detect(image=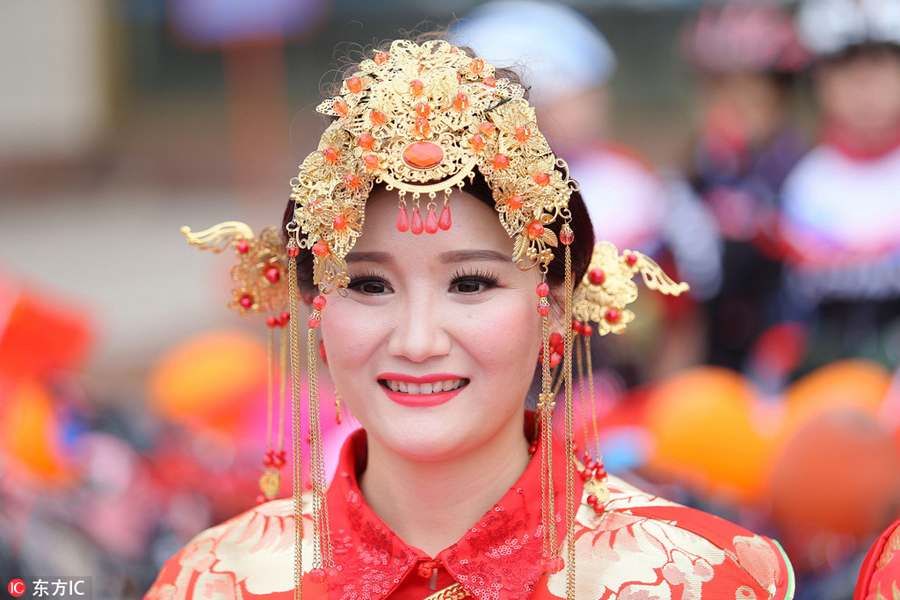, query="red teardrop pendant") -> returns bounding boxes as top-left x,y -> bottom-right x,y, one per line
410,207 -> 424,235
424,207 -> 439,234
438,204 -> 452,230
397,205 -> 410,232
